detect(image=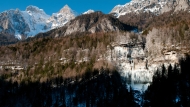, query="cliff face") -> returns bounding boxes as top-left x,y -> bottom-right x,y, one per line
106,27 -> 187,84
